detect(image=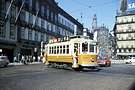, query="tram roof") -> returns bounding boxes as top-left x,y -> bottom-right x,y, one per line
69,35 -> 90,39
47,35 -> 95,44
